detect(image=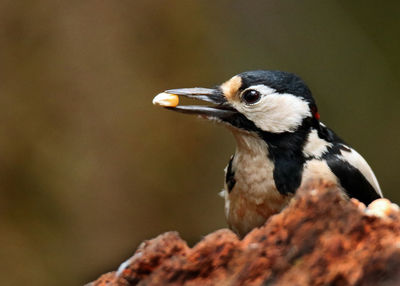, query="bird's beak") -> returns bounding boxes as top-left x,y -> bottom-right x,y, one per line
153,87 -> 237,120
